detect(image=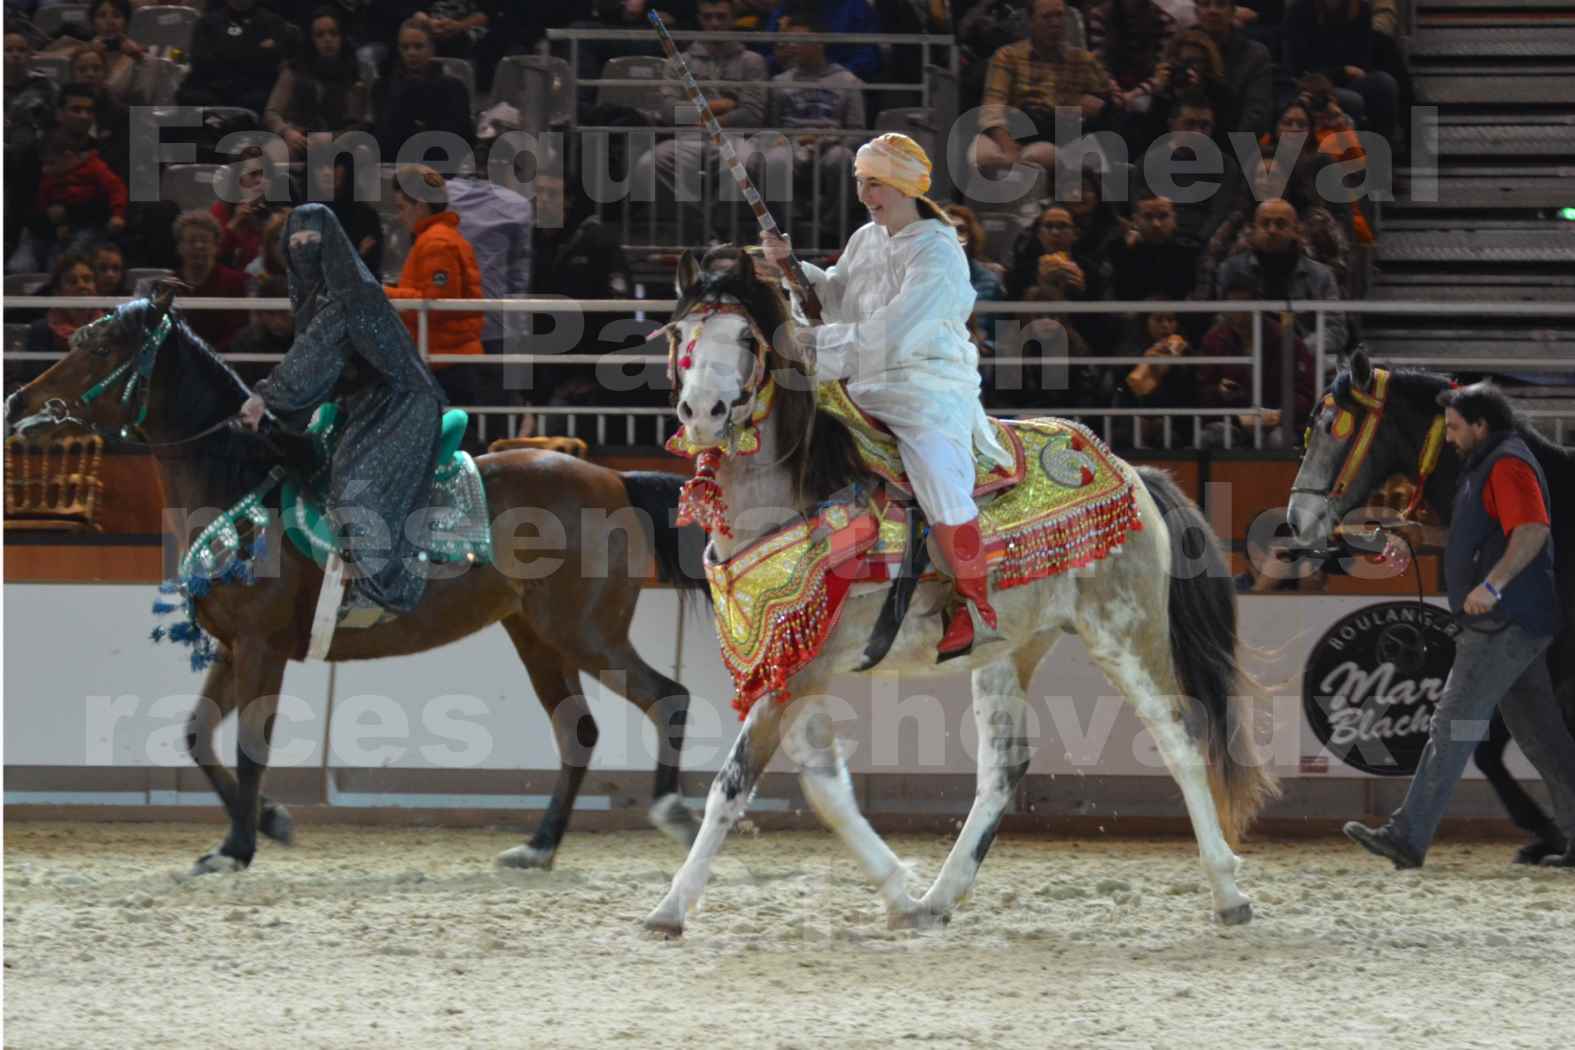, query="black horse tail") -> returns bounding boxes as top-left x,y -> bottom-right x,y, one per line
1137,466 -> 1280,843
620,471 -> 712,605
